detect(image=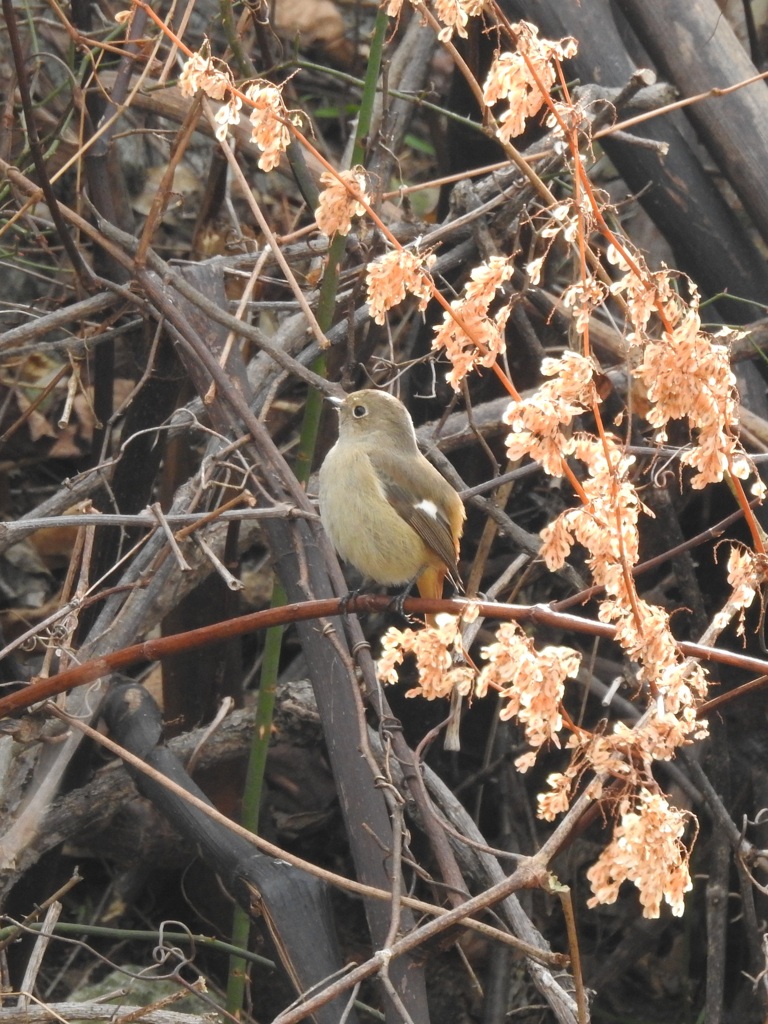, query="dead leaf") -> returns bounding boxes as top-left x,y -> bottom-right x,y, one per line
271,0 -> 353,65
